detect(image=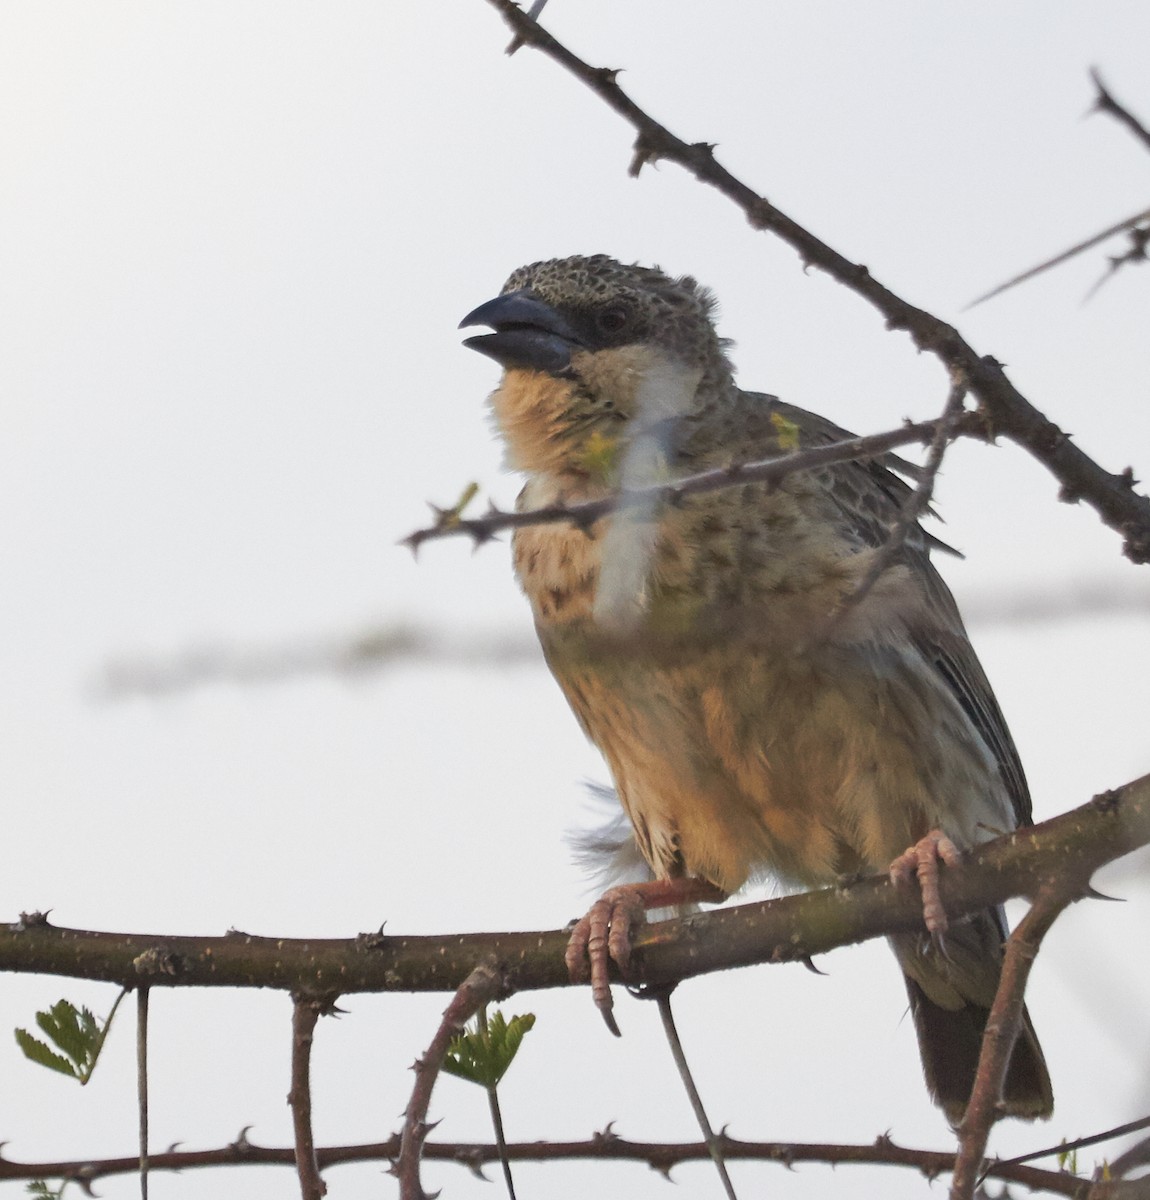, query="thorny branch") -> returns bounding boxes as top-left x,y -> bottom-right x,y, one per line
1102,1133 -> 1150,1188
824,376 -> 969,634
483,0 -> 1150,564
970,68 -> 1150,306
951,886 -> 1074,1200
0,1130 -> 1117,1197
1092,68 -> 1150,156
0,778 -> 1147,995
403,413 -> 982,550
289,995 -> 333,1200
997,1115 -> 1150,1172
395,959 -> 505,1200
966,204 -> 1150,308
6,780 -> 1148,1191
